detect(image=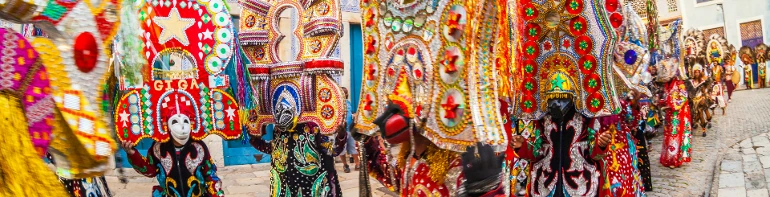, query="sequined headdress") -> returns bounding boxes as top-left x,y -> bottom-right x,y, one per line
354,0 -> 510,152
238,0 -> 346,136
514,0 -> 623,120
115,0 -> 242,144
754,44 -> 768,63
